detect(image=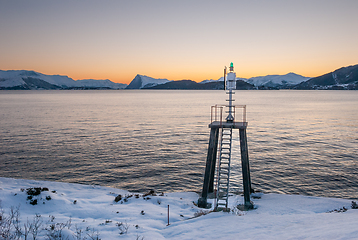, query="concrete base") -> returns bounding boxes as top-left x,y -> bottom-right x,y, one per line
237,201 -> 254,211
197,197 -> 211,209
215,207 -> 230,212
